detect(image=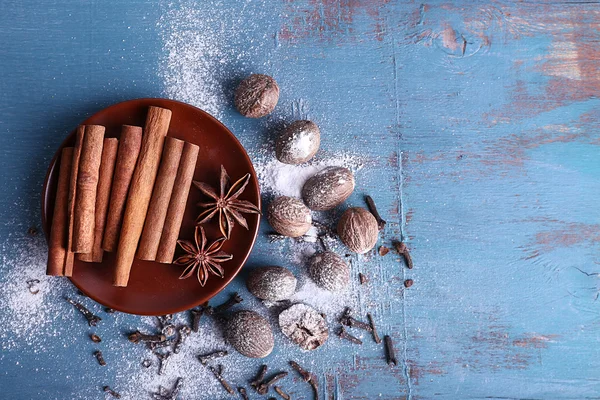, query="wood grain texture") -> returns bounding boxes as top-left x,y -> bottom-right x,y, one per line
0,0 -> 599,399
